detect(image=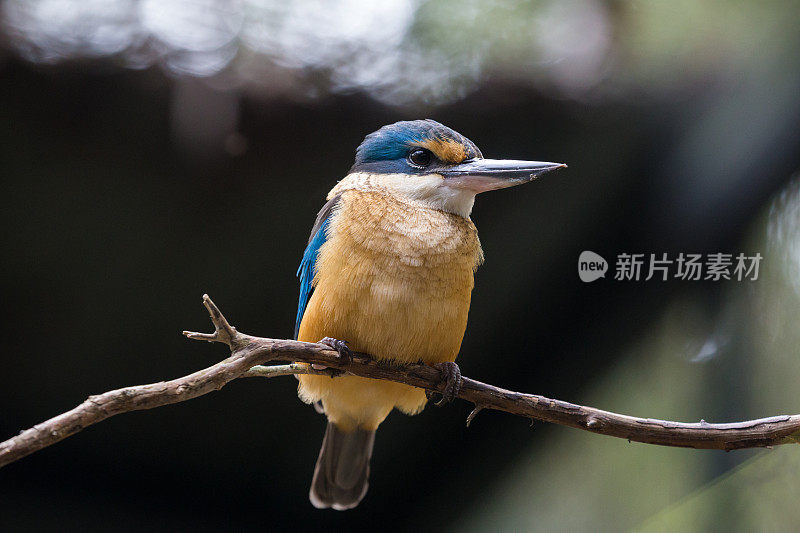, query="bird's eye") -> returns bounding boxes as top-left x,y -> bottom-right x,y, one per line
408,149 -> 432,168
